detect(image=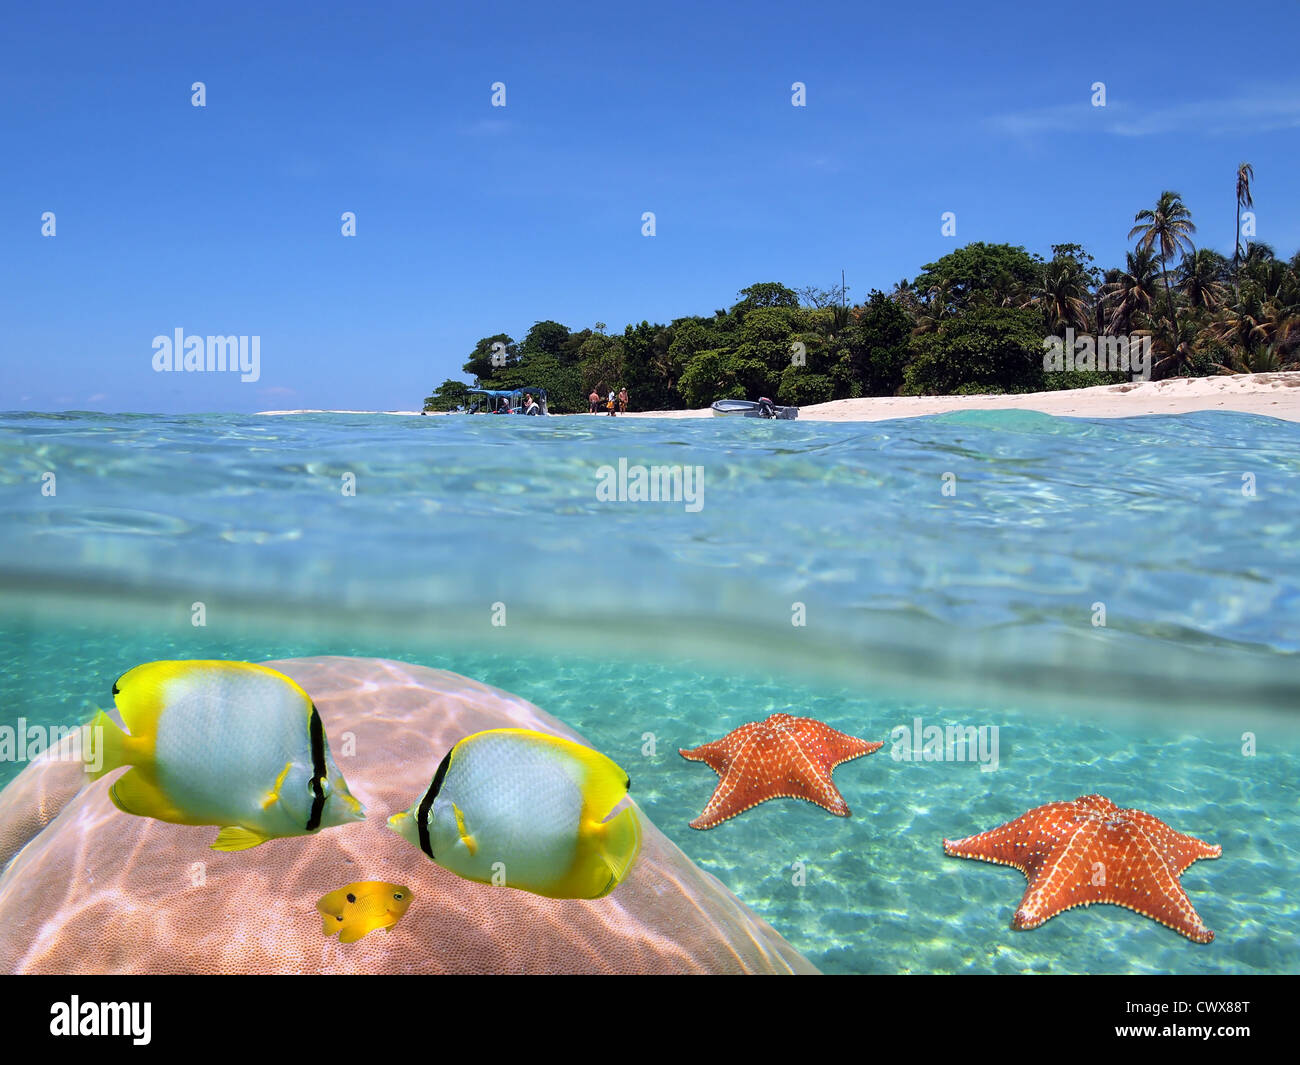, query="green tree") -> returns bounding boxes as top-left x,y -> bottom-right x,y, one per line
1128,191 -> 1197,340
619,321 -> 676,410
845,290 -> 912,395
1099,248 -> 1161,334
902,307 -> 1045,395
1048,243 -> 1102,290
520,320 -> 575,363
462,333 -> 518,380
728,306 -> 810,393
578,331 -> 626,398
667,319 -> 715,369
678,349 -> 768,407
1234,162 -> 1255,278
912,243 -> 1043,313
777,365 -> 834,405
732,282 -> 800,316
423,379 -> 470,411
1177,249 -> 1228,311
491,353 -> 585,413
1023,254 -> 1093,334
